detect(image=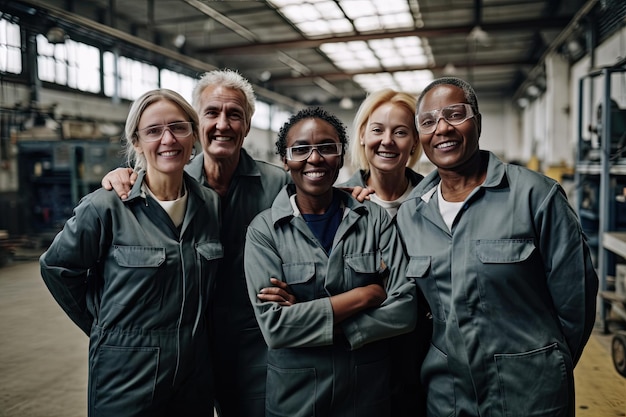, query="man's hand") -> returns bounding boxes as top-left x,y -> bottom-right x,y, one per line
258,277 -> 297,306
101,167 -> 137,200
